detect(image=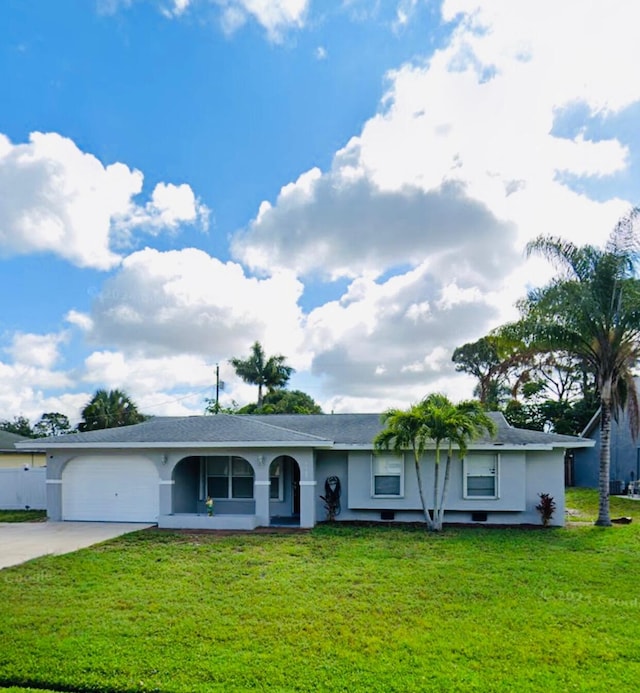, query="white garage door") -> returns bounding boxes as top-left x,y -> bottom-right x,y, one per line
63,455 -> 159,522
